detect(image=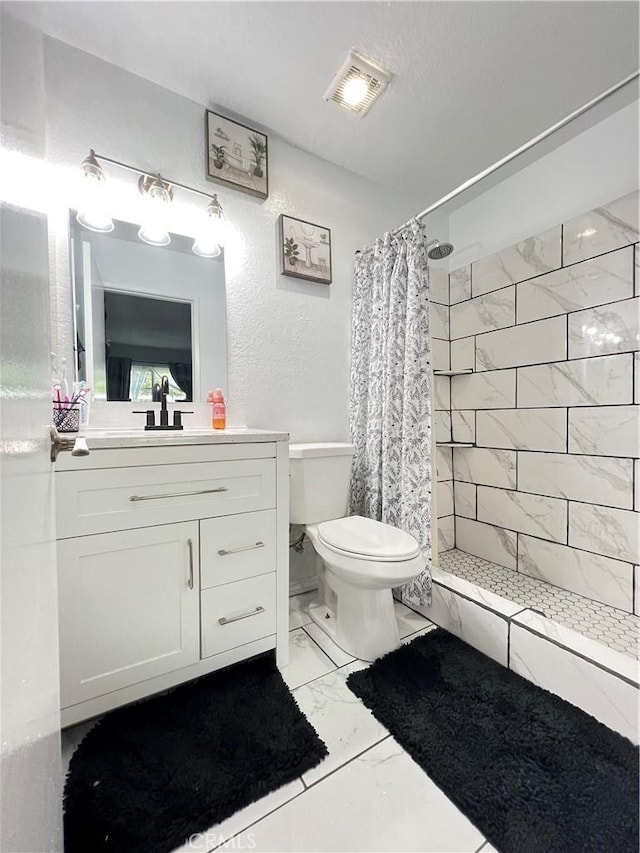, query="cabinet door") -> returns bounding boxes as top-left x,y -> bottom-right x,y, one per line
58,522 -> 199,708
